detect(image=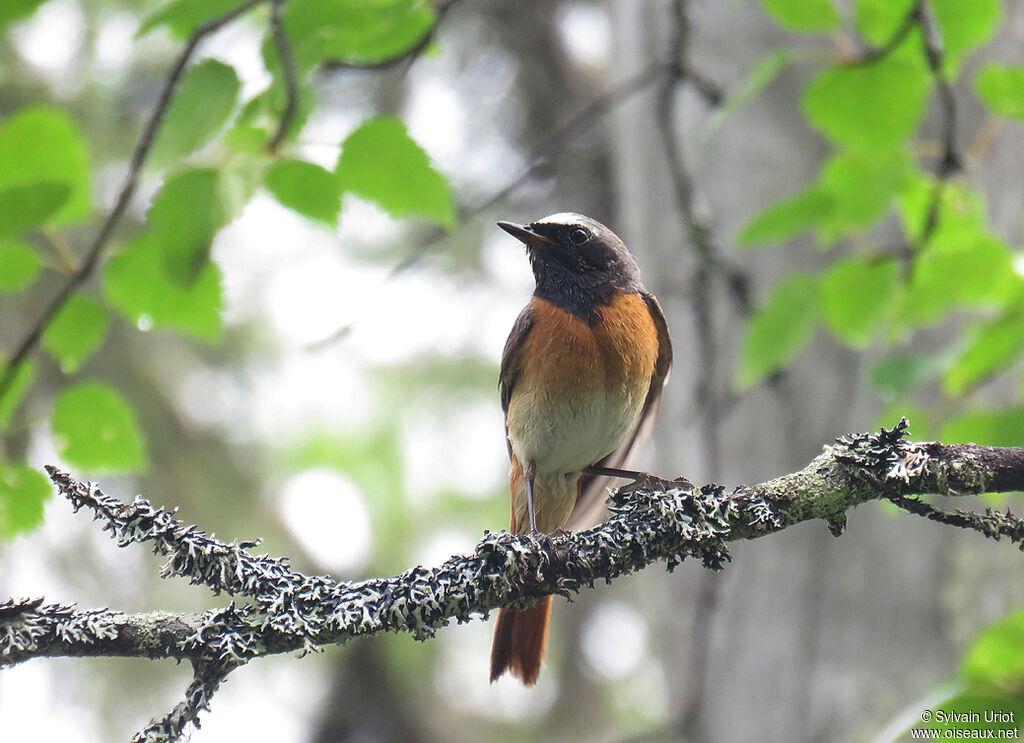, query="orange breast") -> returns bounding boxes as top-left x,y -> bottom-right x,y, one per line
520,292 -> 659,396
